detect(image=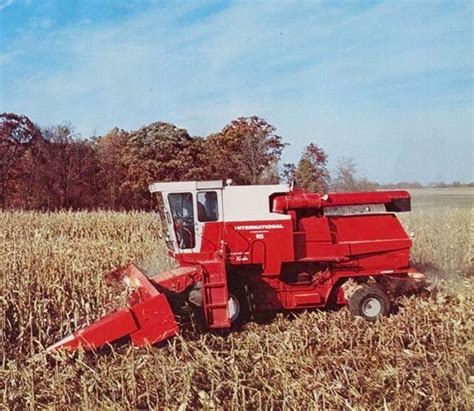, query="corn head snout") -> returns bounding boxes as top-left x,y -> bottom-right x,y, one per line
47,264 -> 179,352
